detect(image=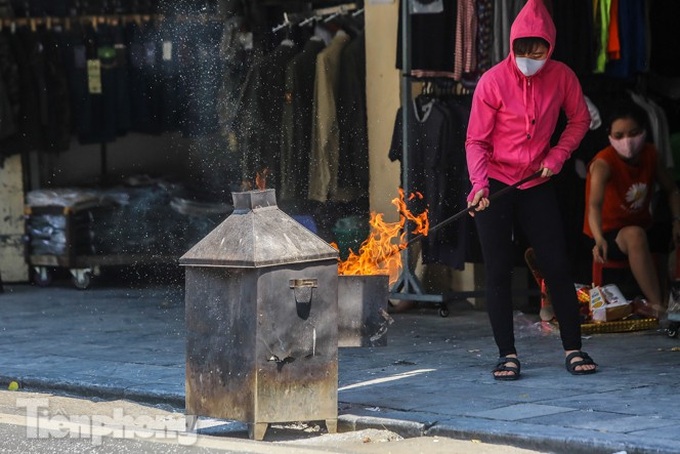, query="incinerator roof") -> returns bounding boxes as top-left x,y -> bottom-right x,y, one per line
179,190 -> 339,268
